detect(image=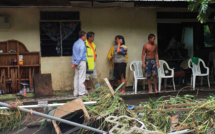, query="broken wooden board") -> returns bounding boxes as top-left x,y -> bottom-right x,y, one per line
52,98 -> 90,134
34,74 -> 53,96
104,78 -> 115,97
